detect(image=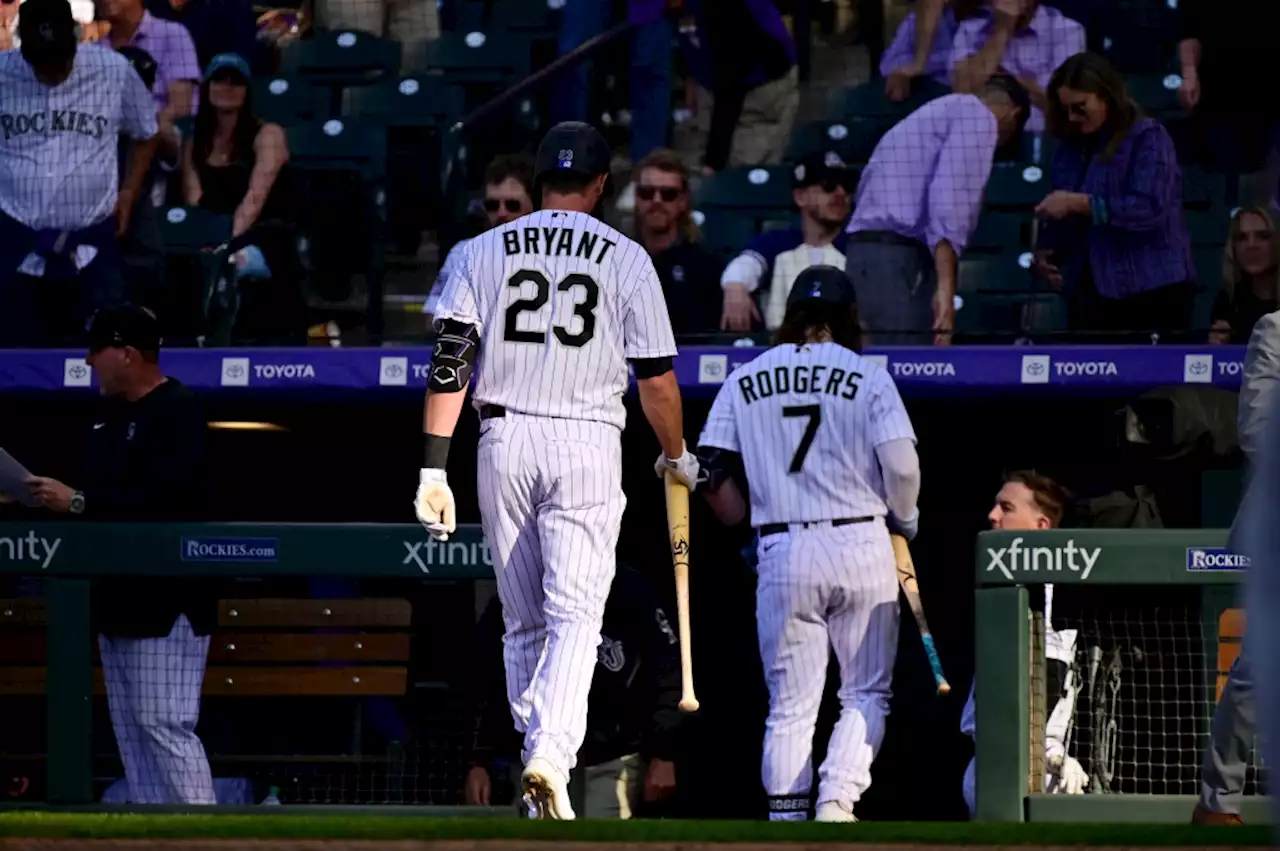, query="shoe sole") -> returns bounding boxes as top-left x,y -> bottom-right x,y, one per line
522,772 -> 560,820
